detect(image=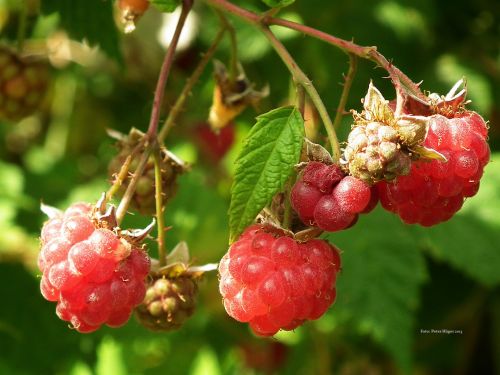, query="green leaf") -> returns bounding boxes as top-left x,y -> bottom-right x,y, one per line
413,153 -> 500,286
229,107 -> 304,242
261,0 -> 296,8
328,207 -> 427,372
150,0 -> 180,13
41,0 -> 122,62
